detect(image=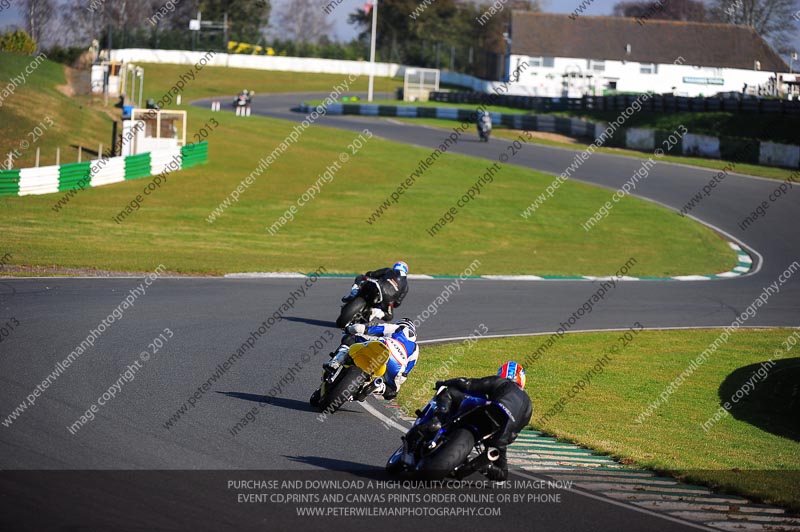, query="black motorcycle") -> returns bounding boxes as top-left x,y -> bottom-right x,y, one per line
386,386 -> 509,480
336,278 -> 387,329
